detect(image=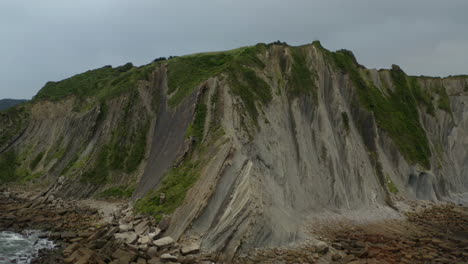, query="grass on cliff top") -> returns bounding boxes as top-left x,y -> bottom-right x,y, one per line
322,47 -> 431,168
166,45 -> 266,106
35,63 -> 156,101
288,46 -> 318,99
229,66 -> 272,123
